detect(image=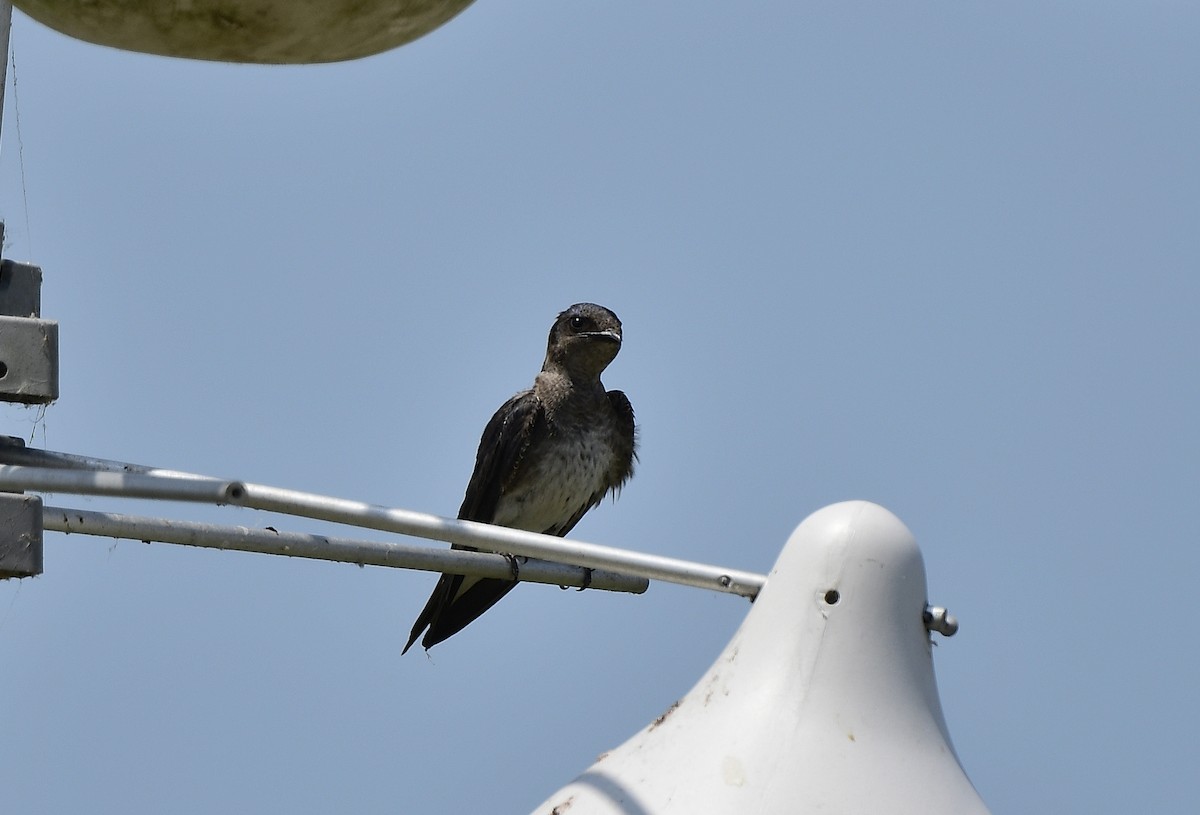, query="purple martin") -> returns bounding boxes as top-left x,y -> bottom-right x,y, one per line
403,303 -> 637,654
